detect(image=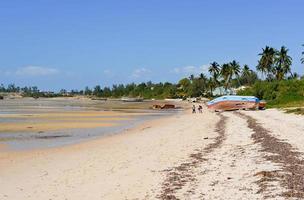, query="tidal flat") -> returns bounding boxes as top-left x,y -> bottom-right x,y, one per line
0,97 -> 178,150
